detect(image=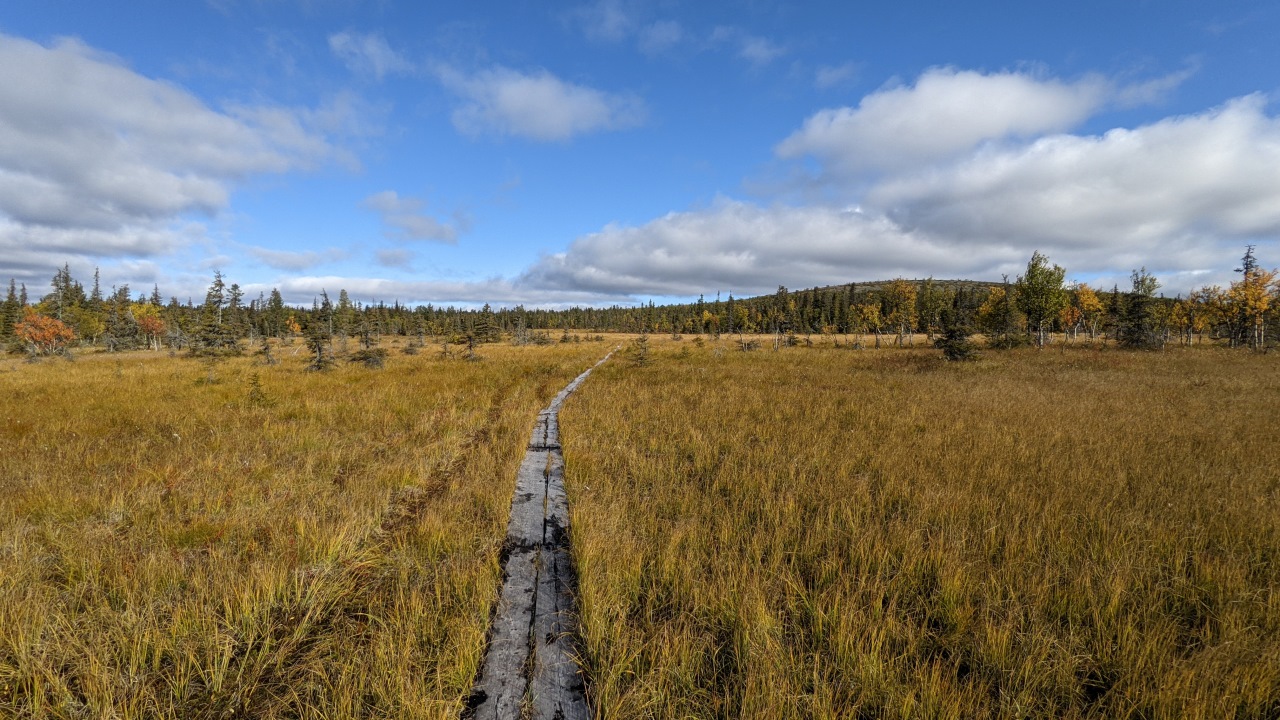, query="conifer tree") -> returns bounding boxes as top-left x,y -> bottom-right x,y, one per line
89,268 -> 103,312
1,279 -> 18,341
473,303 -> 500,343
977,278 -> 1026,348
1105,285 -> 1125,343
1228,245 -> 1275,349
1119,268 -> 1161,349
936,288 -> 978,361
192,272 -> 241,355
